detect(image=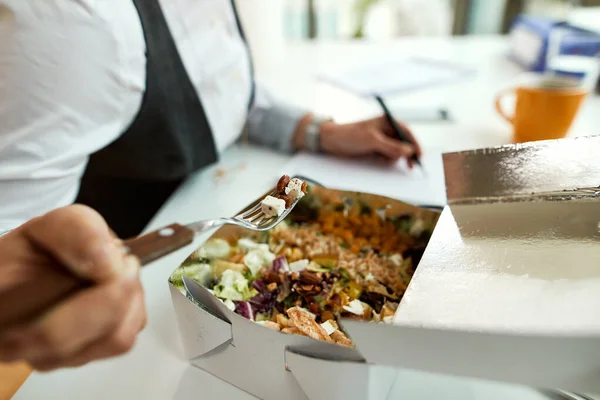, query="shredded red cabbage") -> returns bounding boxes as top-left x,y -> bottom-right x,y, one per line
249,287 -> 278,314
276,274 -> 292,302
234,301 -> 255,320
271,256 -> 289,273
238,257 -> 290,316
318,281 -> 332,298
252,279 -> 266,292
